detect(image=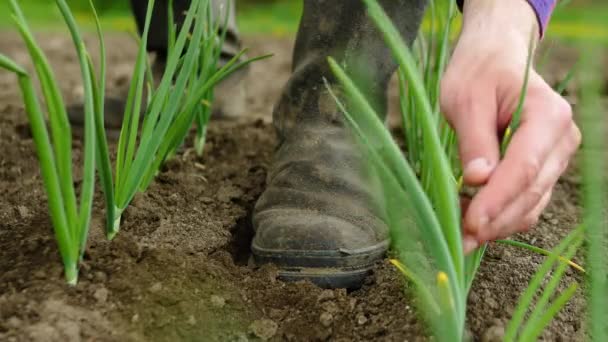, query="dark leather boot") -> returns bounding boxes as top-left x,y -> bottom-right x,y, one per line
252,0 -> 426,289
68,0 -> 246,137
